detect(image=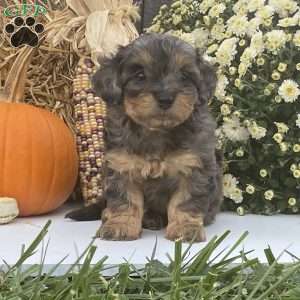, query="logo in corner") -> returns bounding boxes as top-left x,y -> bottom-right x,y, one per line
2,1 -> 47,48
